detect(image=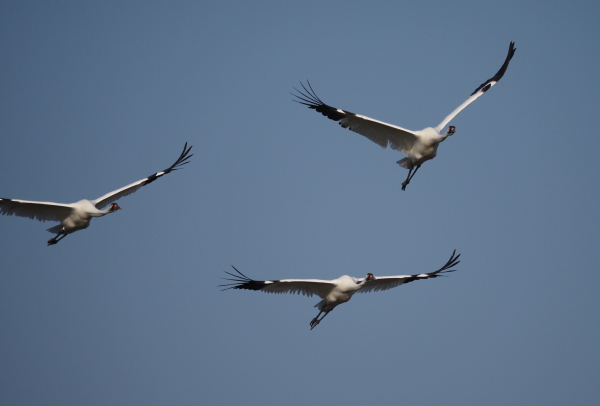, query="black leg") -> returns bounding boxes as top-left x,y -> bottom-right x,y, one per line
408,165 -> 421,182
48,229 -> 67,246
48,233 -> 61,246
402,165 -> 421,190
401,167 -> 414,191
310,310 -> 330,330
310,310 -> 323,329
54,233 -> 68,243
